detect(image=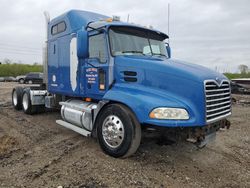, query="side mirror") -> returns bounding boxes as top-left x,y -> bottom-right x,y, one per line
166,44 -> 171,58
77,30 -> 89,59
